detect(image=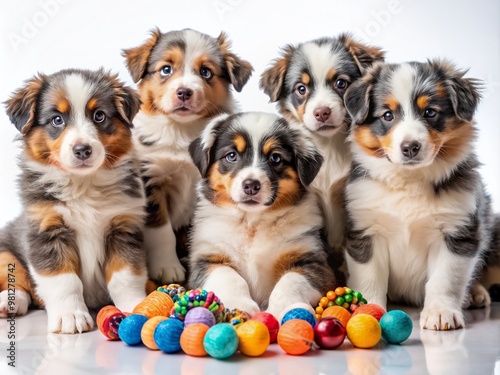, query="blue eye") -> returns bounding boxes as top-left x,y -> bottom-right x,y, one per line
335,79 -> 349,90
200,66 -> 213,80
225,152 -> 238,163
51,115 -> 65,127
160,65 -> 173,77
93,110 -> 106,123
424,108 -> 437,118
269,153 -> 282,164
